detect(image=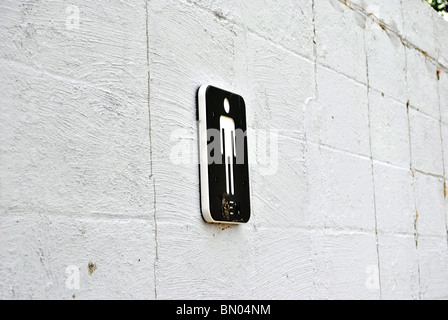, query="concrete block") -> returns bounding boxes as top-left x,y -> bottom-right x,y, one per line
0,215 -> 155,299
402,0 -> 437,57
307,144 -> 376,231
373,163 -> 415,234
434,14 -> 448,68
377,233 -> 420,300
311,230 -> 380,299
0,0 -> 148,96
315,0 -> 367,83
246,227 -> 316,300
0,57 -> 153,219
307,66 -> 370,157
249,134 -> 309,229
369,91 -> 410,167
418,236 -> 448,300
409,109 -> 444,176
414,172 -> 446,237
366,24 -> 407,103
247,33 -> 315,133
241,0 -> 314,60
406,49 -> 440,117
